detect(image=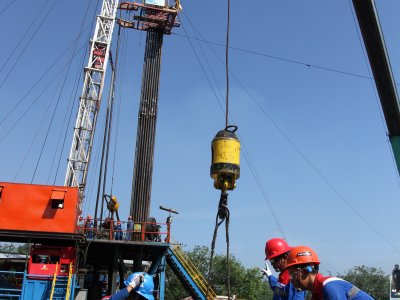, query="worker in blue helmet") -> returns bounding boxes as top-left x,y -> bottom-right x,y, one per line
101,272 -> 154,300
